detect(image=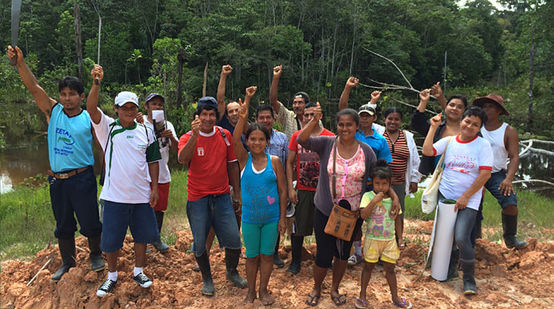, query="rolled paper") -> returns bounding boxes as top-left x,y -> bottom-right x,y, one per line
430,200 -> 458,281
